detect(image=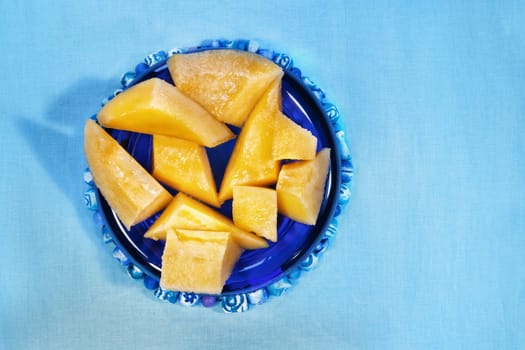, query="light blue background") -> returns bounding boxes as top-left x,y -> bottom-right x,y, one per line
1,1 -> 524,349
